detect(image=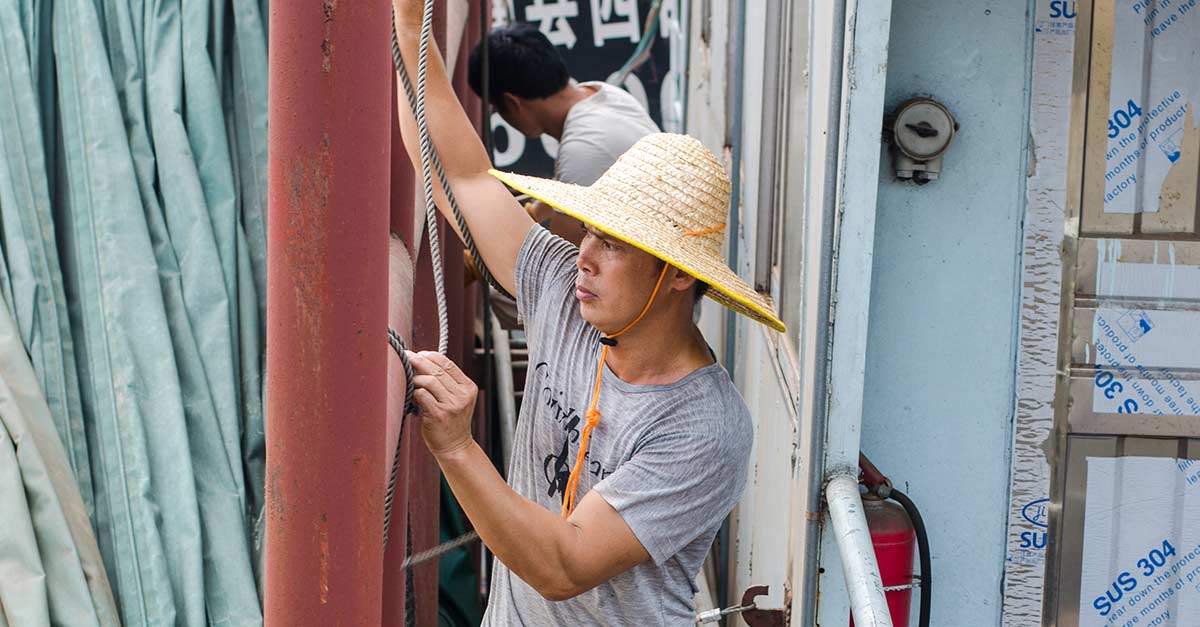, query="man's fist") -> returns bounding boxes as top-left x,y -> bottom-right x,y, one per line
406,351 -> 477,456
